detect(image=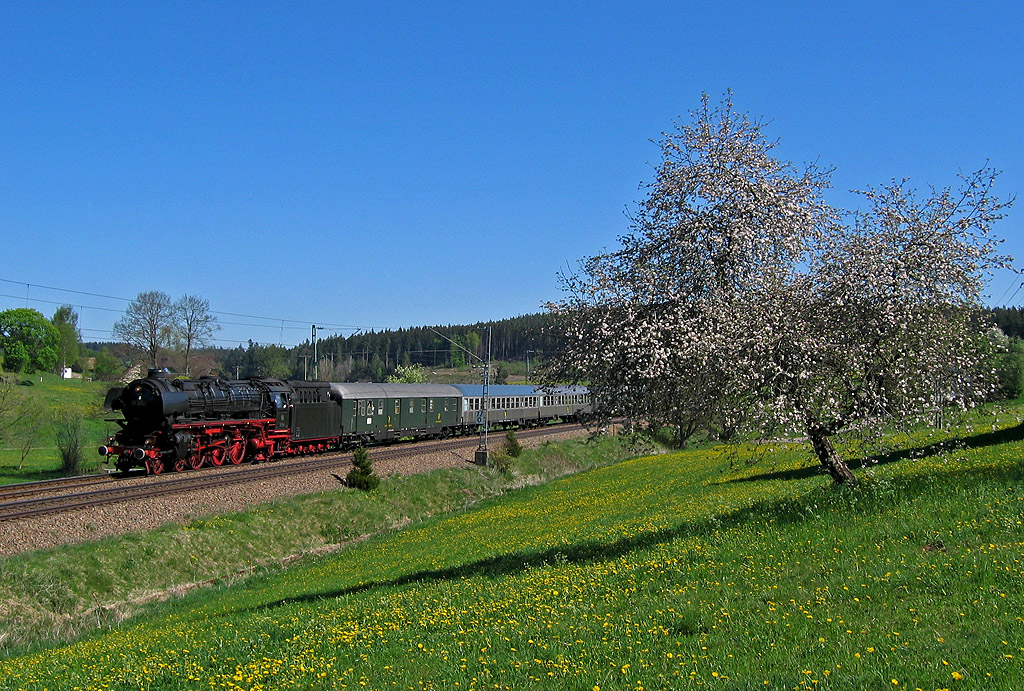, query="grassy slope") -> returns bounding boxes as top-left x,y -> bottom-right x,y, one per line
0,373 -> 114,482
1,411 -> 1023,689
